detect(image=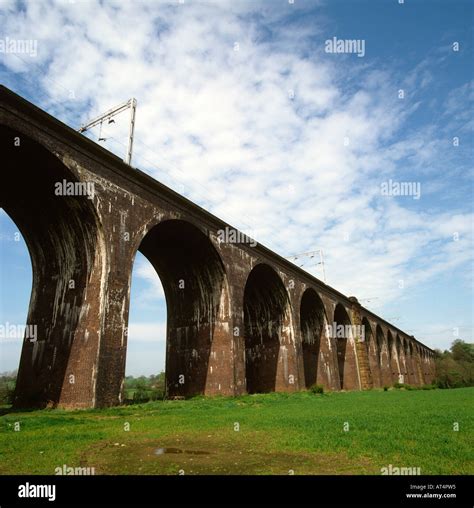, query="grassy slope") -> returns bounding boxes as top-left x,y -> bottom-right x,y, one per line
0,388 -> 472,475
